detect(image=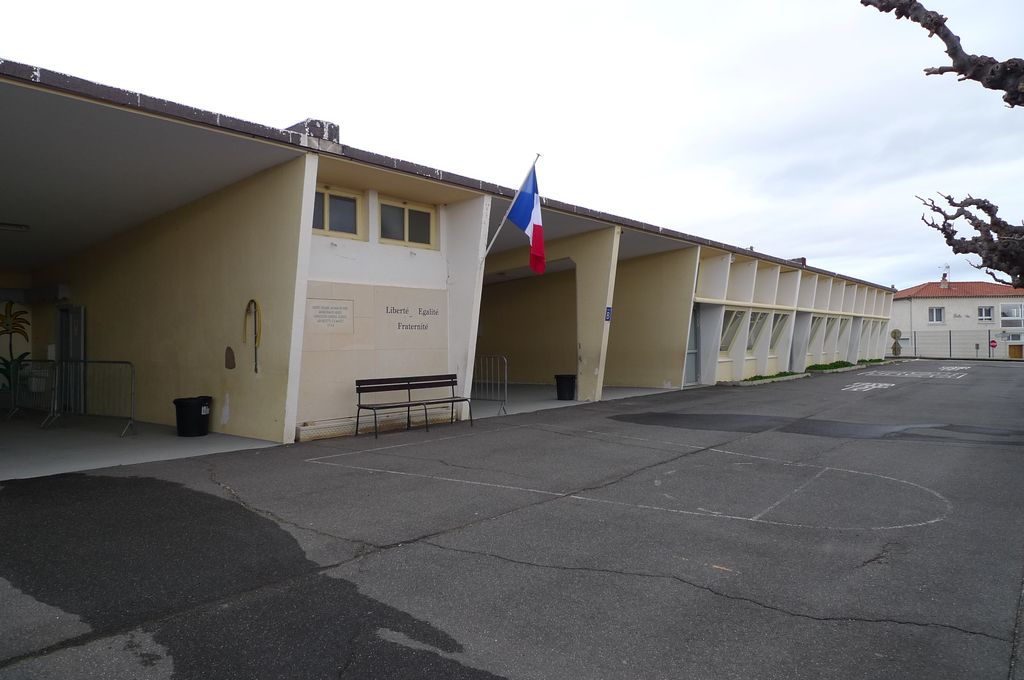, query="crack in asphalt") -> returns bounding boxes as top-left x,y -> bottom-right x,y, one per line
205,465 -> 378,555
859,542 -> 903,569
421,541 -> 1009,644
